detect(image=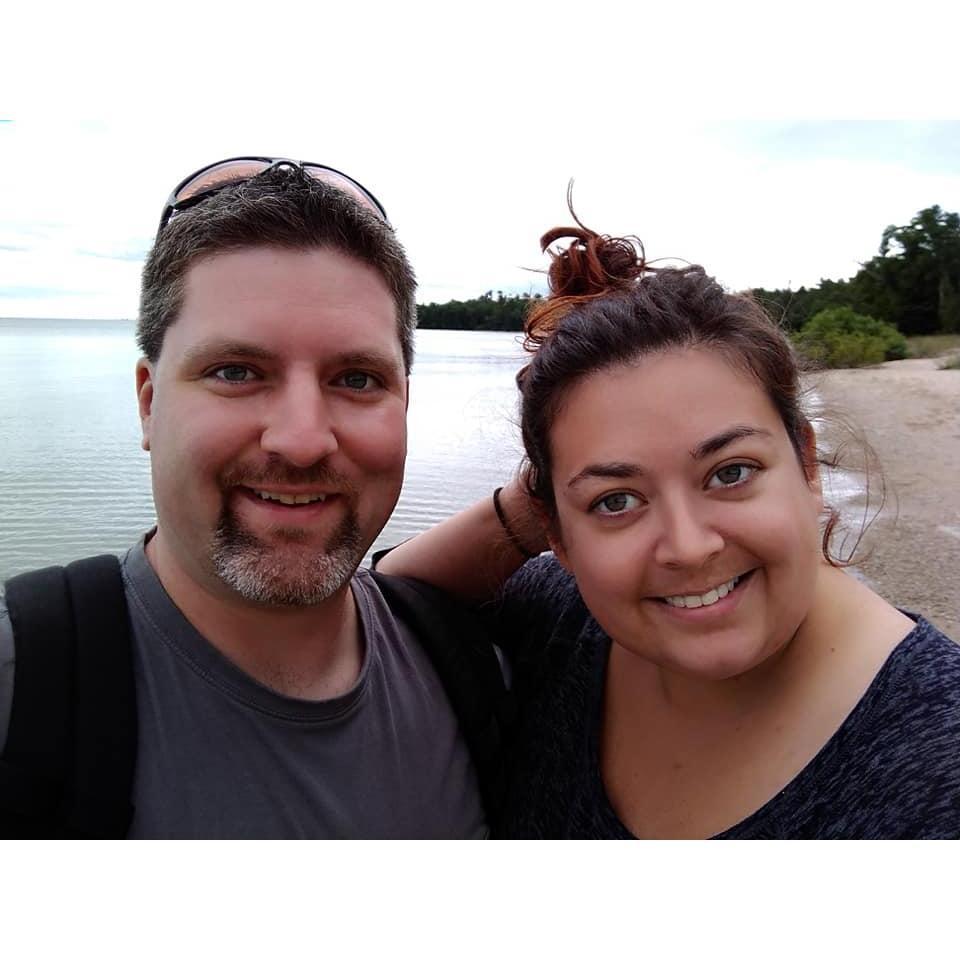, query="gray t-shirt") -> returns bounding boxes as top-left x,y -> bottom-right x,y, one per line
0,540 -> 487,839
